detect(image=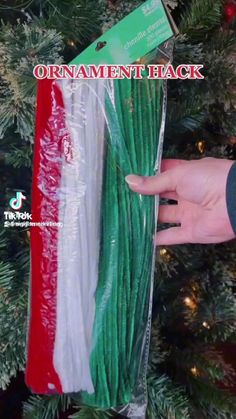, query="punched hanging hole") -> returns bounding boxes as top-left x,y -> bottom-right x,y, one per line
96,41 -> 107,52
